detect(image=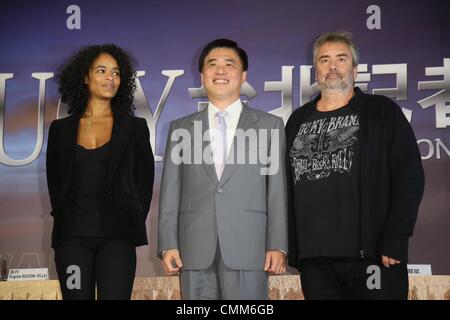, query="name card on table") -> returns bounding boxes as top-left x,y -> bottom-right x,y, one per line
407,264 -> 432,275
7,268 -> 49,281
